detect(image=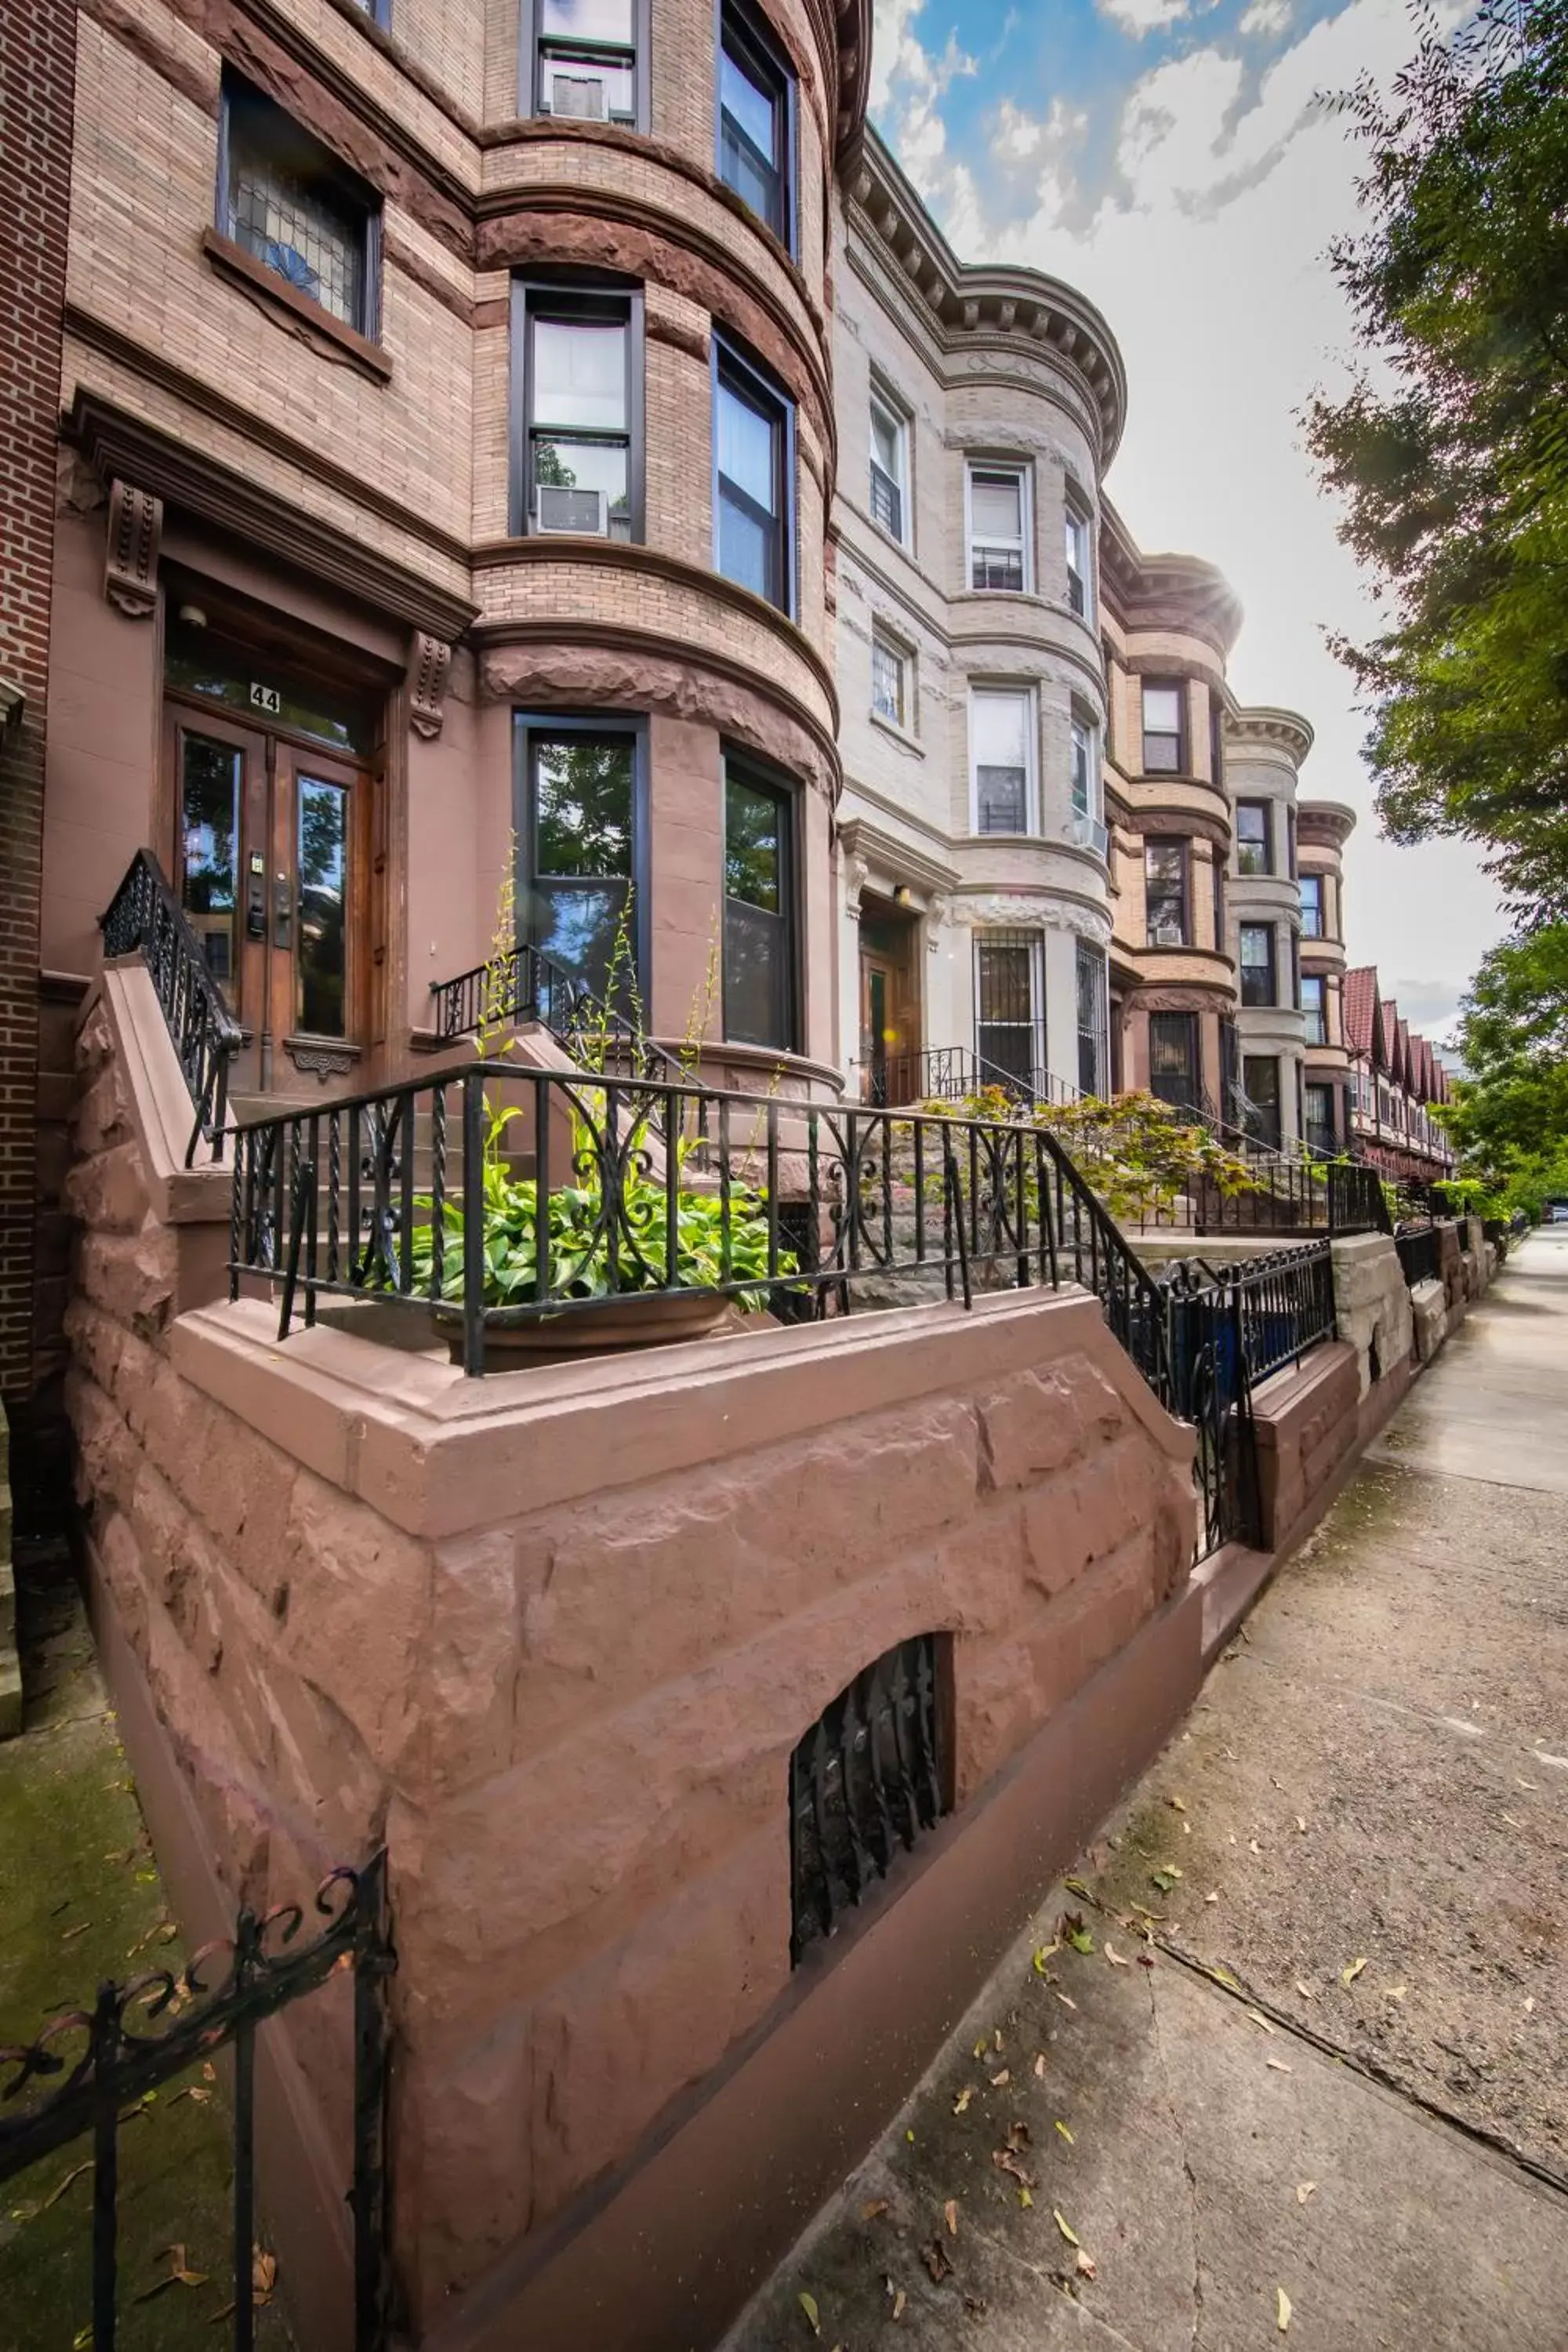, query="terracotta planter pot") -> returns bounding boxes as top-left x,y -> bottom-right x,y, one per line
434,1288 -> 730,1364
